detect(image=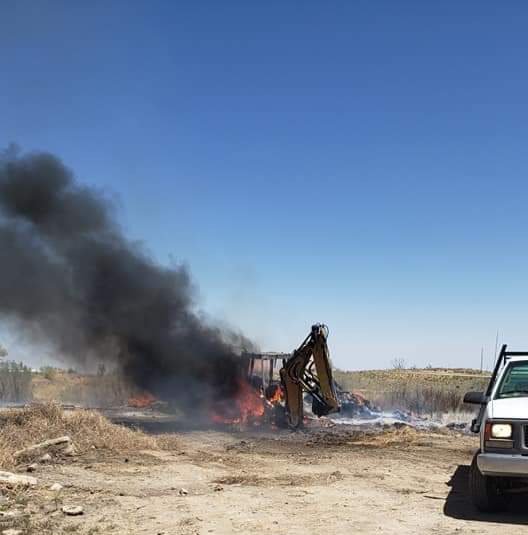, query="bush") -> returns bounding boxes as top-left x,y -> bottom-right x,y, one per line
40,366 -> 57,381
0,361 -> 33,402
391,358 -> 407,370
